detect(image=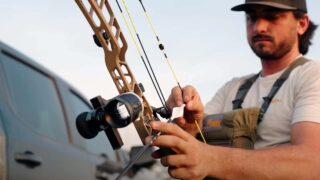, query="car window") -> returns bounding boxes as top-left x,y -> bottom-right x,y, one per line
1,53 -> 68,142
69,91 -> 117,161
